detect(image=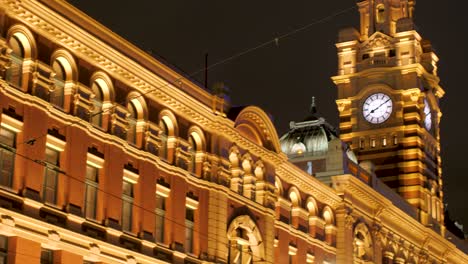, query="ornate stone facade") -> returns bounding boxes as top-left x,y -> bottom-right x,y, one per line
0,0 -> 465,263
